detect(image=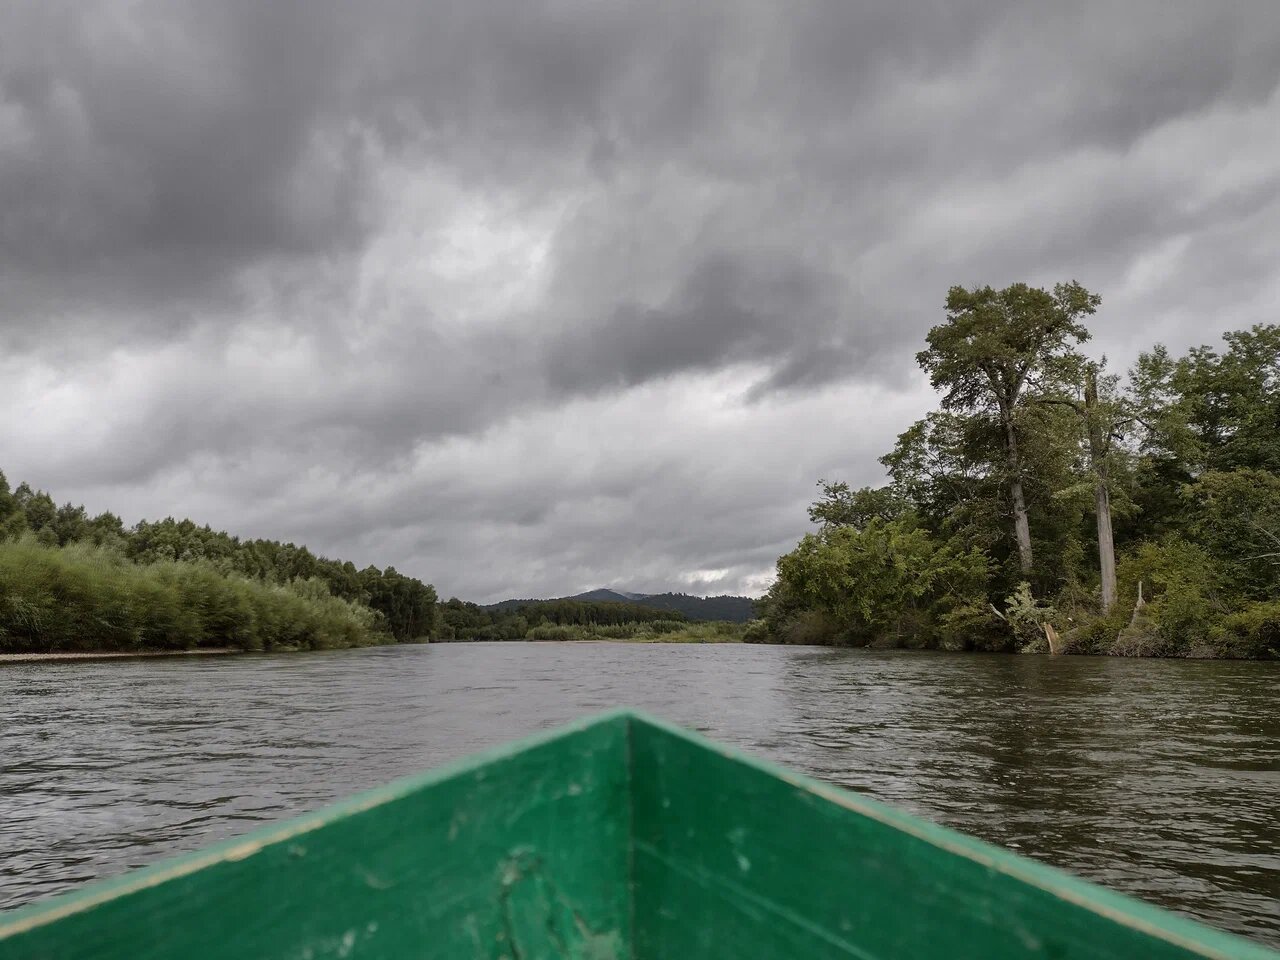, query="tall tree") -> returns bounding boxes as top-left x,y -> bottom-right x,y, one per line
1035,360 -> 1130,611
1132,324 -> 1280,475
0,472 -> 26,540
807,480 -> 907,530
916,282 -> 1099,574
881,411 -> 1007,554
1084,366 -> 1118,611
